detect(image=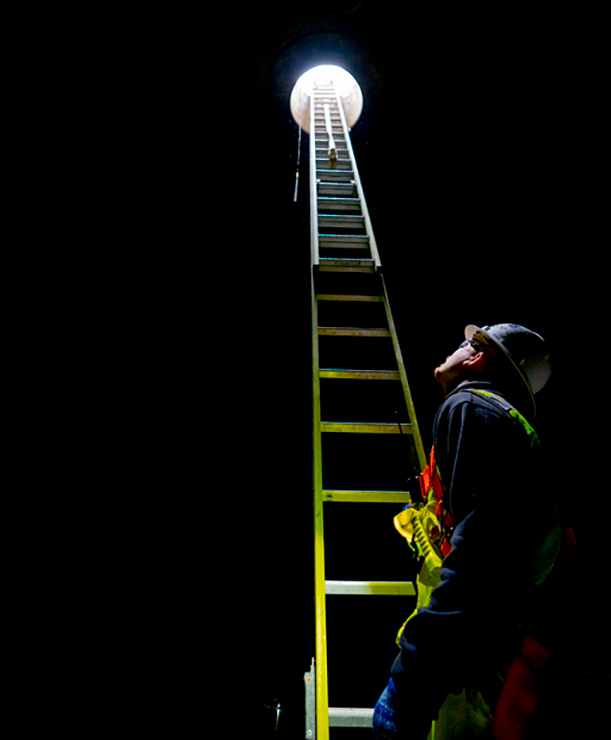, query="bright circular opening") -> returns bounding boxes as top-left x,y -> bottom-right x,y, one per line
294,64 -> 357,98
290,64 -> 363,133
